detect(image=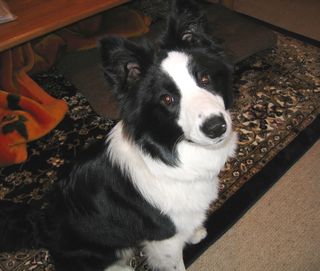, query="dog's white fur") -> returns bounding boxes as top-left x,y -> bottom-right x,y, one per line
106,52 -> 237,271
